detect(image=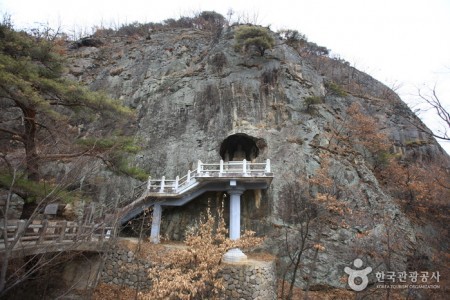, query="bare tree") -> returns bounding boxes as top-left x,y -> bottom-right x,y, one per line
416,85 -> 450,141
278,179 -> 318,300
278,154 -> 350,300
0,158 -> 120,297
